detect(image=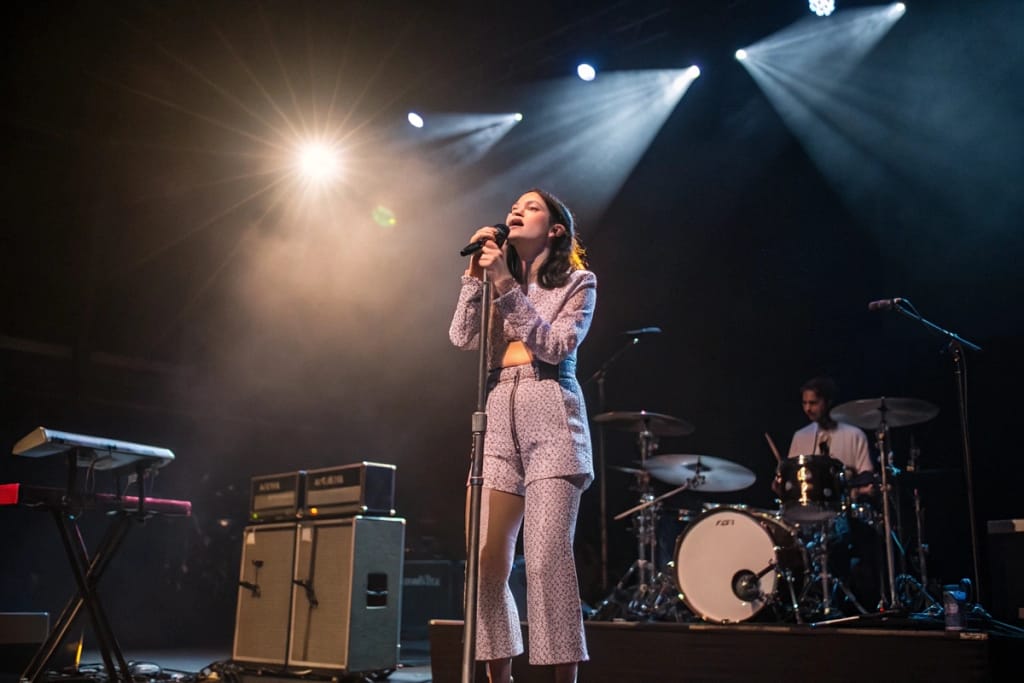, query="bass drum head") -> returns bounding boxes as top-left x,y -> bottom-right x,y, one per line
674,507 -> 787,623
